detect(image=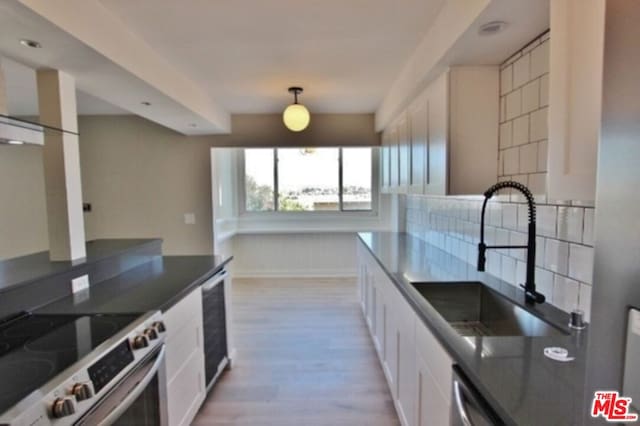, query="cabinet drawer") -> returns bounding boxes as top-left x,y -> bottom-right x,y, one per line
165,317 -> 203,383
164,287 -> 203,338
167,350 -> 206,426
